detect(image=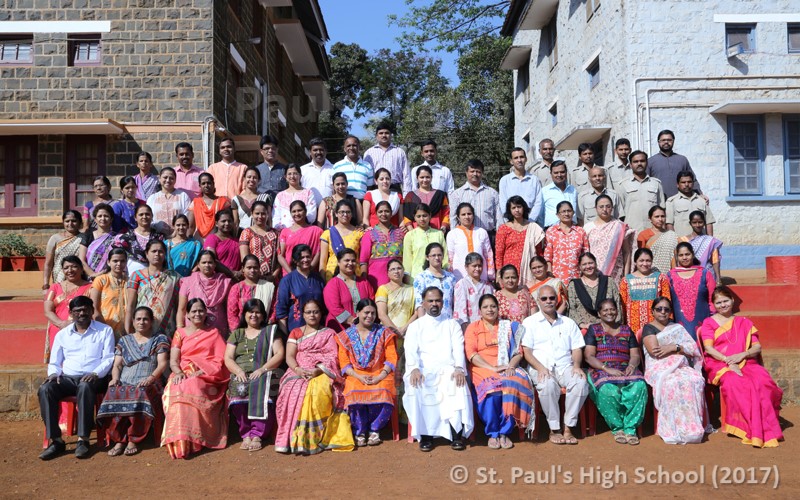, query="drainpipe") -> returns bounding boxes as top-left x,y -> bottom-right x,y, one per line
202,116 -> 218,170
632,75 -> 794,152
